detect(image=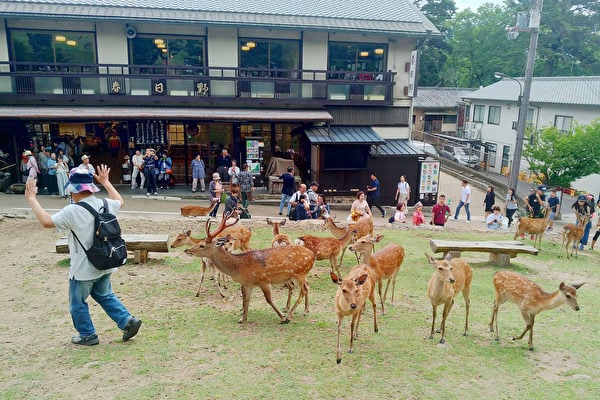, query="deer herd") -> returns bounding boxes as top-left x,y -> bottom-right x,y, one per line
171,211 -> 586,363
